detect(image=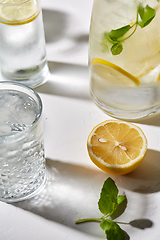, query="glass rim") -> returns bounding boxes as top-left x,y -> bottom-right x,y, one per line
0,0 -> 32,6
0,80 -> 43,139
